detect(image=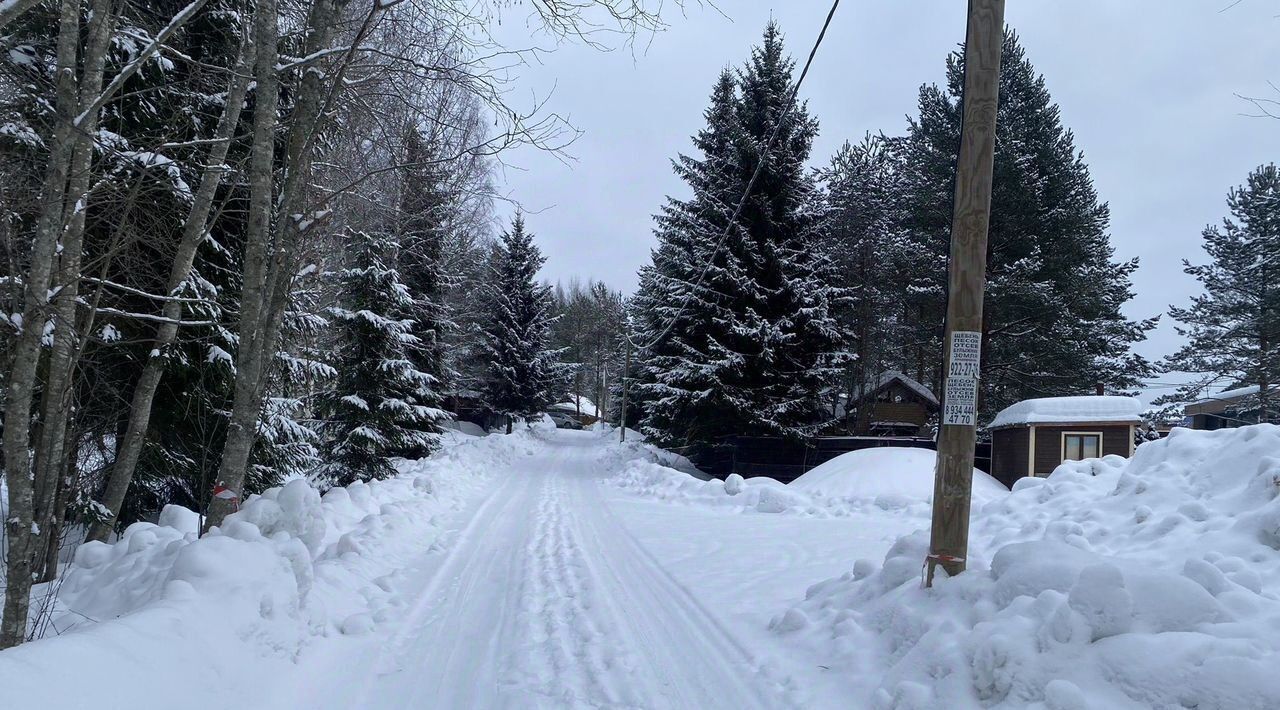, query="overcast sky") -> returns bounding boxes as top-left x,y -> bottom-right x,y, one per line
490,1 -> 1280,399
